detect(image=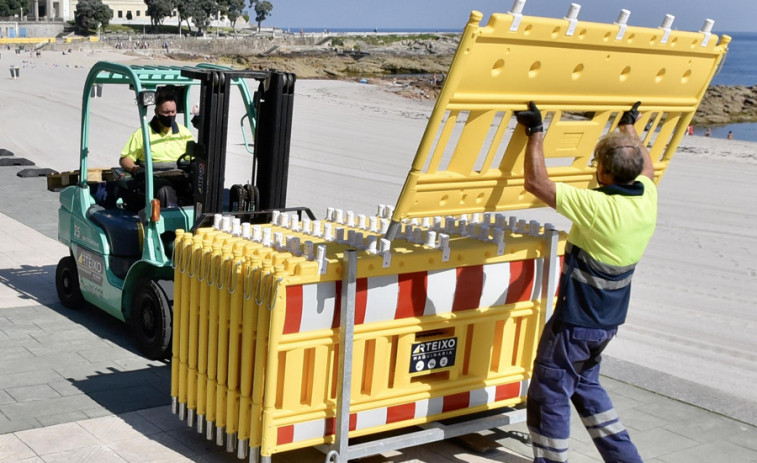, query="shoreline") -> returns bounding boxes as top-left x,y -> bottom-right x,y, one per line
6,36 -> 754,126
